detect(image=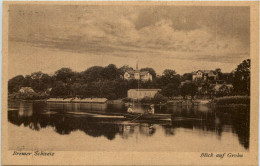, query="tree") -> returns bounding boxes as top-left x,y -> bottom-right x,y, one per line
54,68 -> 74,83
221,73 -> 233,84
31,71 -> 44,80
8,75 -> 25,93
217,84 -> 232,97
23,75 -> 32,87
200,82 -> 211,95
50,81 -> 71,97
215,68 -> 223,80
233,59 -> 250,95
119,65 -> 134,75
29,72 -> 52,92
127,79 -> 138,89
160,69 -> 181,92
140,68 -> 156,79
152,93 -> 167,104
71,72 -> 84,84
162,69 -> 176,79
180,83 -> 198,99
161,83 -> 179,97
181,73 -> 192,81
102,64 -> 120,80
161,69 -> 179,83
215,68 -> 221,74
115,80 -> 128,98
71,83 -> 83,96
83,66 -> 104,83
100,80 -> 117,100
85,82 -> 102,97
